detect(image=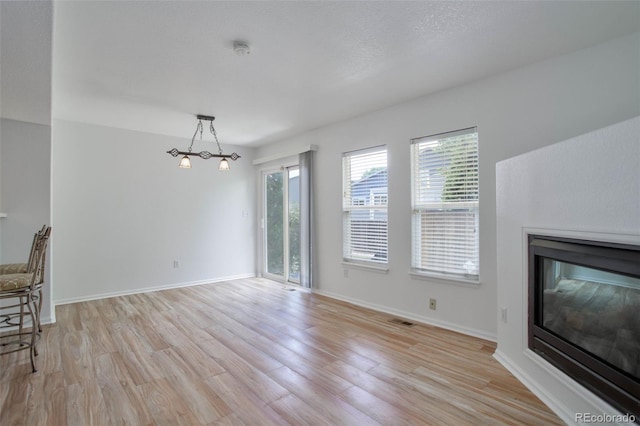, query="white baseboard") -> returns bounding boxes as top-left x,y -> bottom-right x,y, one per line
493,349 -> 575,425
312,288 -> 496,342
493,349 -> 632,425
53,273 -> 256,306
